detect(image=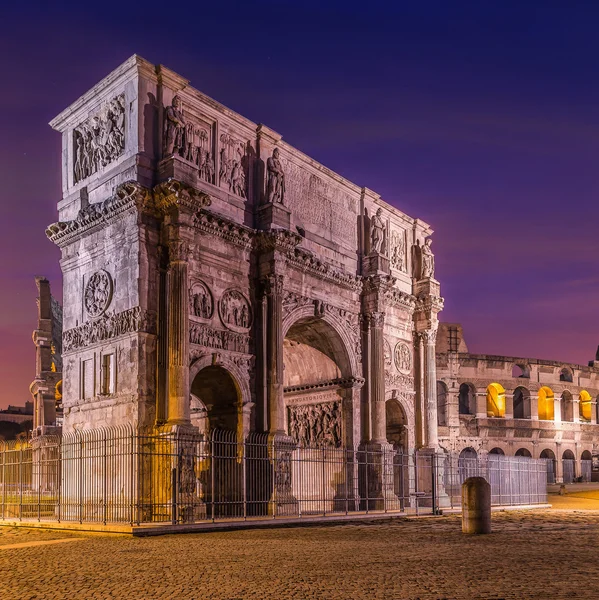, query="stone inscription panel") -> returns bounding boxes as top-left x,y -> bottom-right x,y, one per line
282,158 -> 358,247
